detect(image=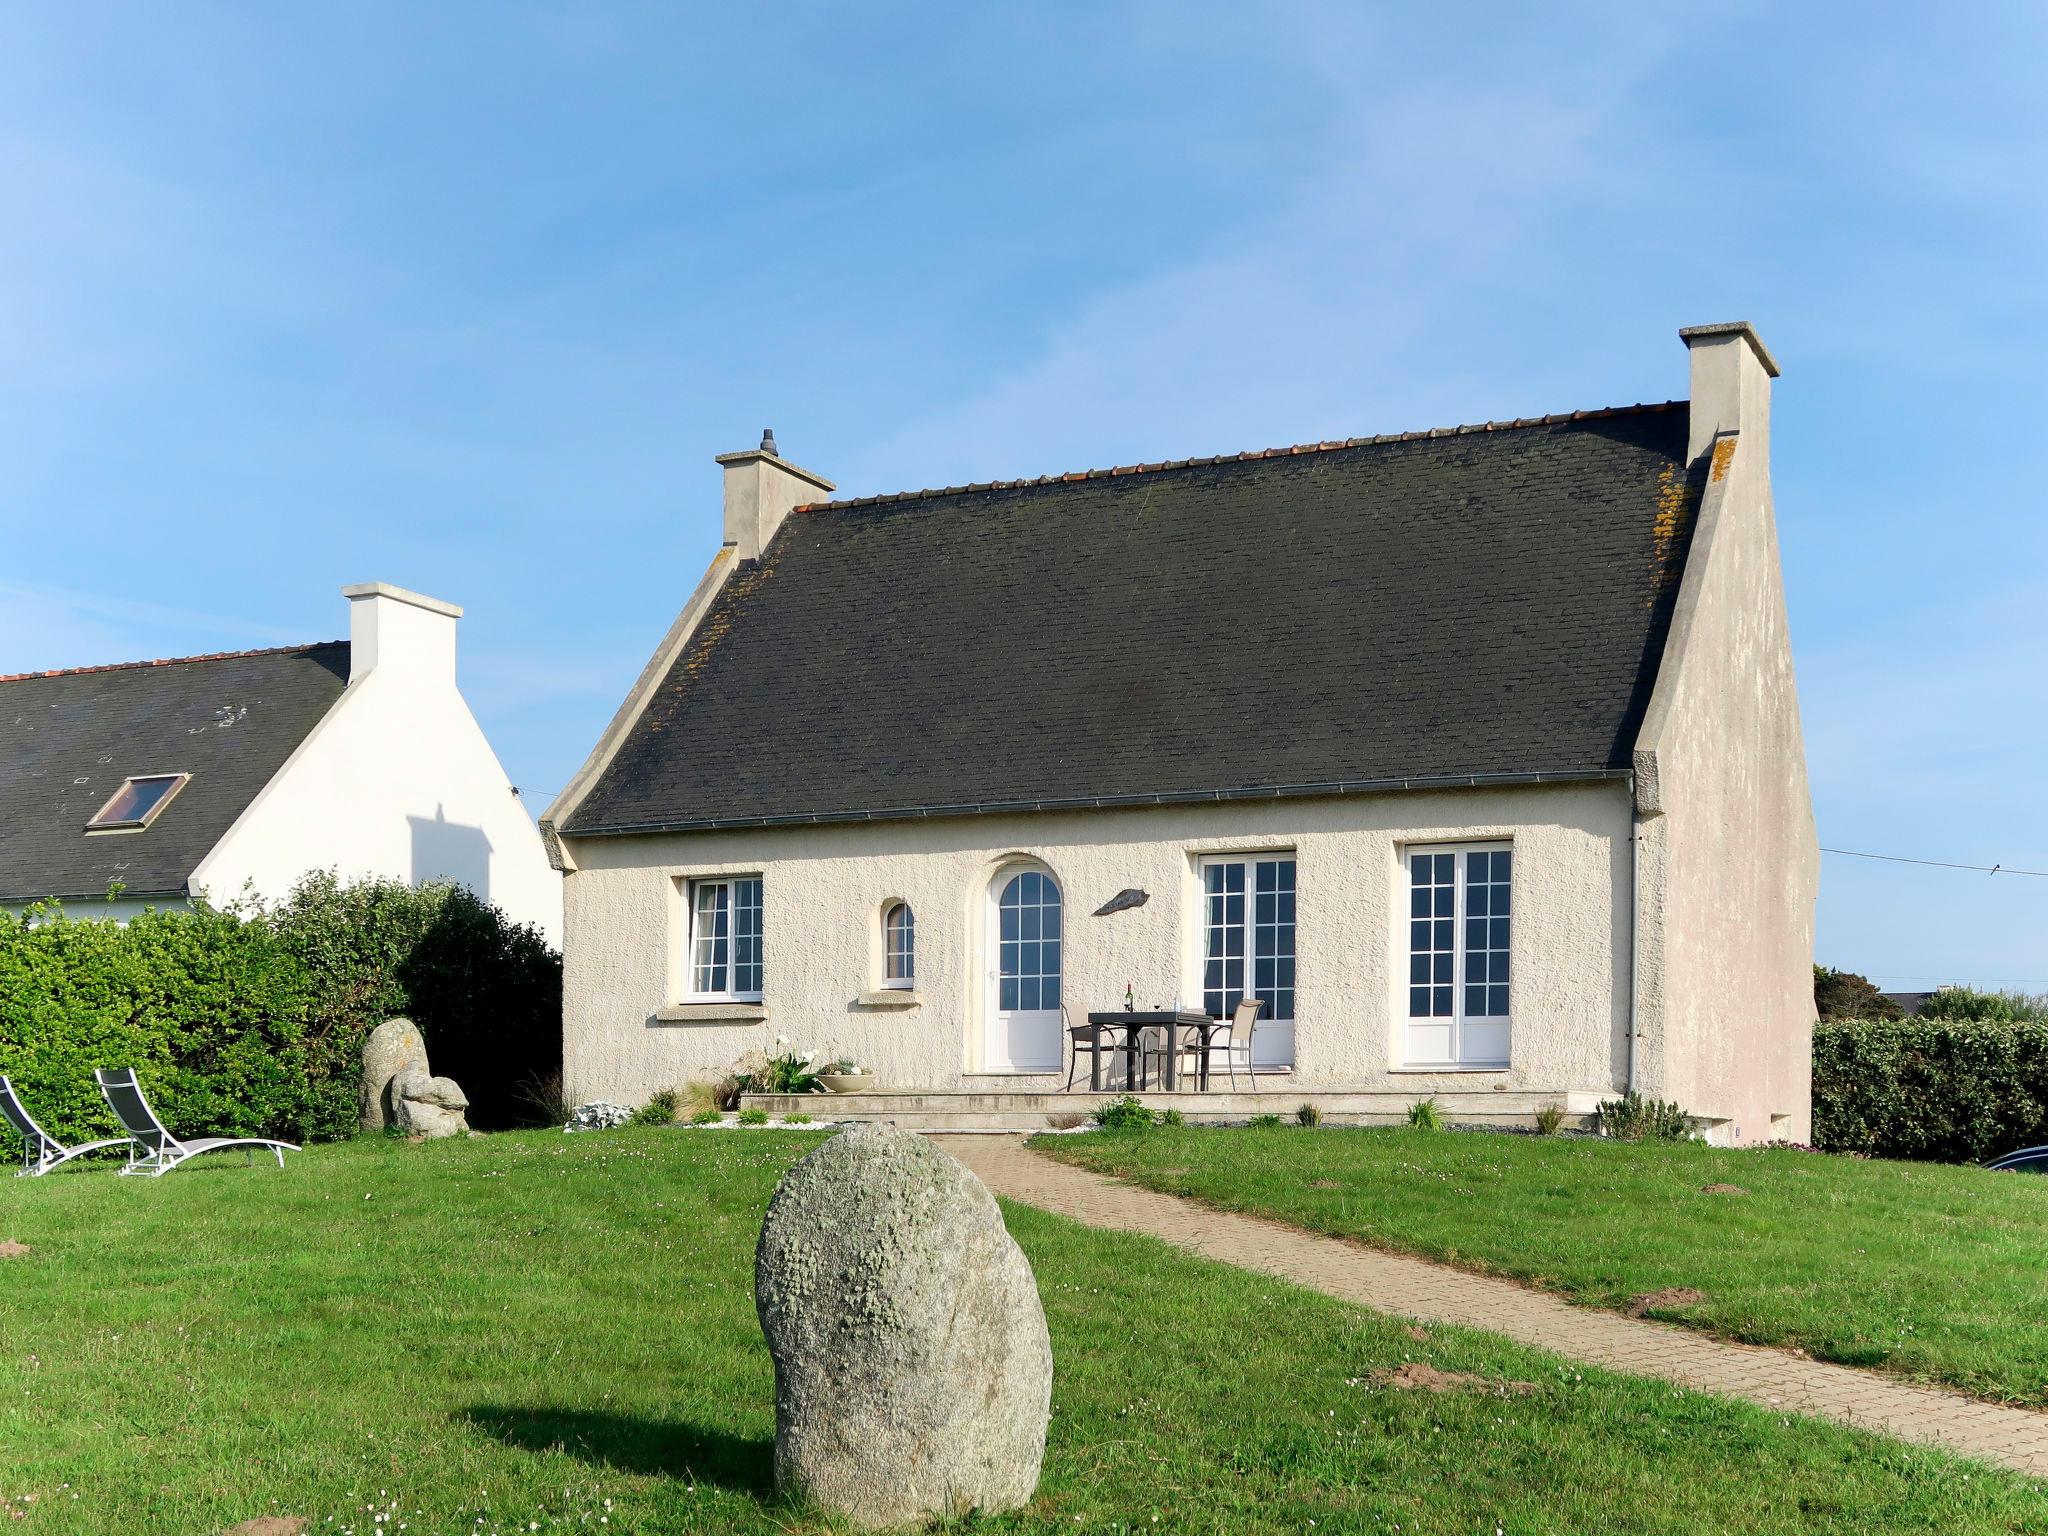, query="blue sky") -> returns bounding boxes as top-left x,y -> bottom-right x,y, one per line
4,3 -> 2044,988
